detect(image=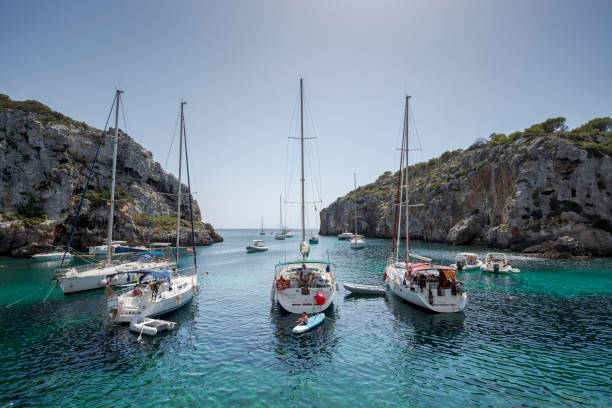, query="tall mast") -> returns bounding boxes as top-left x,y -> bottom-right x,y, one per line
176,100 -> 186,266
300,78 -> 306,245
404,95 -> 411,261
261,216 -> 263,232
106,89 -> 122,266
353,173 -> 357,236
279,195 -> 283,231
